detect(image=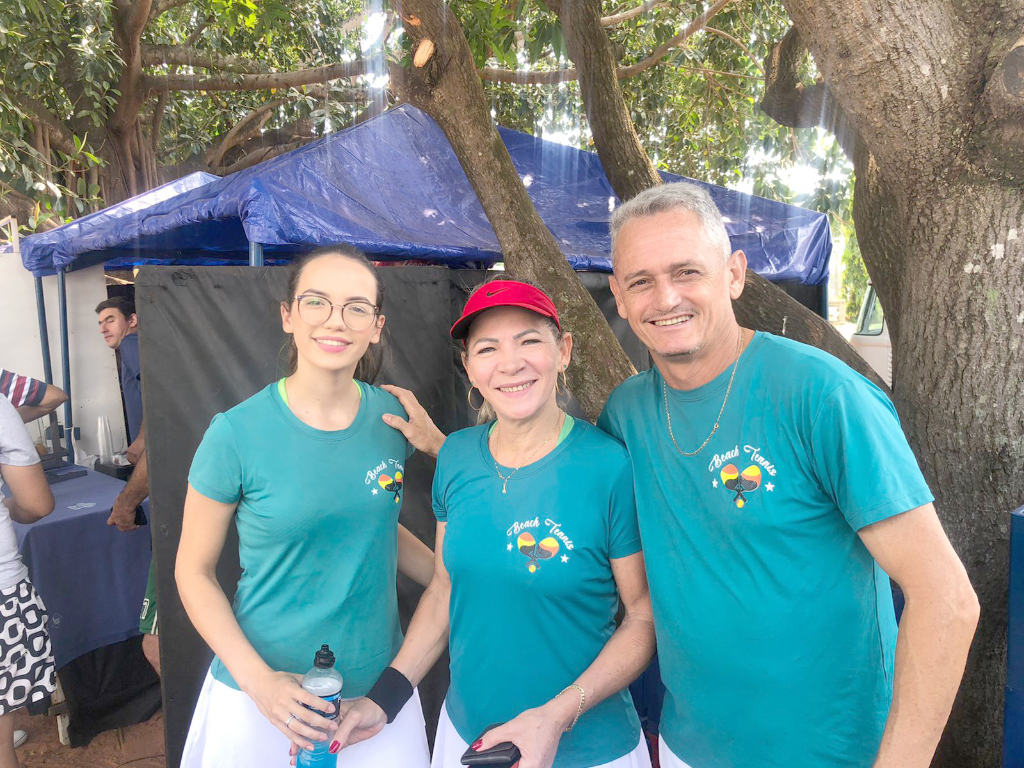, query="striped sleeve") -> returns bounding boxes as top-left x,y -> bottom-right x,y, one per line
0,369 -> 47,408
